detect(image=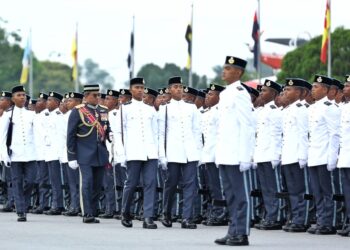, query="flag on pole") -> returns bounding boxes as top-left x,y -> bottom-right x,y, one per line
71,29 -> 78,81
320,0 -> 330,64
127,30 -> 134,79
20,38 -> 31,84
185,24 -> 192,70
251,11 -> 260,69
